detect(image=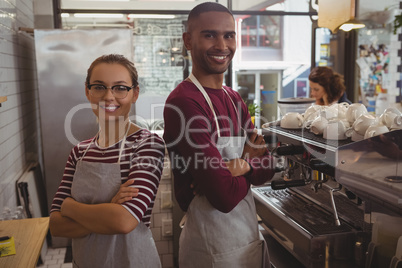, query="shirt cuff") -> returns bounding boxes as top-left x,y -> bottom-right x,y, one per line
241,158 -> 254,176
